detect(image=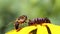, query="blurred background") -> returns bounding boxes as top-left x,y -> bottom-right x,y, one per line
0,0 -> 60,34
